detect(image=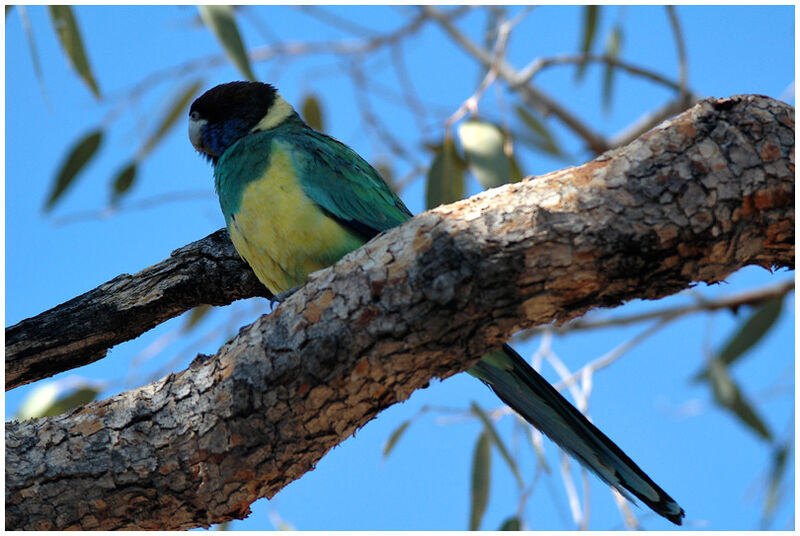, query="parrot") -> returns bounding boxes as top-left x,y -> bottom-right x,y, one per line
188,81 -> 685,525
